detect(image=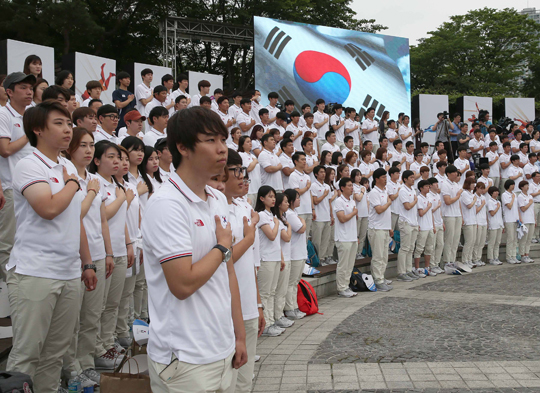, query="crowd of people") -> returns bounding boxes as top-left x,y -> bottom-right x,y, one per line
0,54 -> 538,393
